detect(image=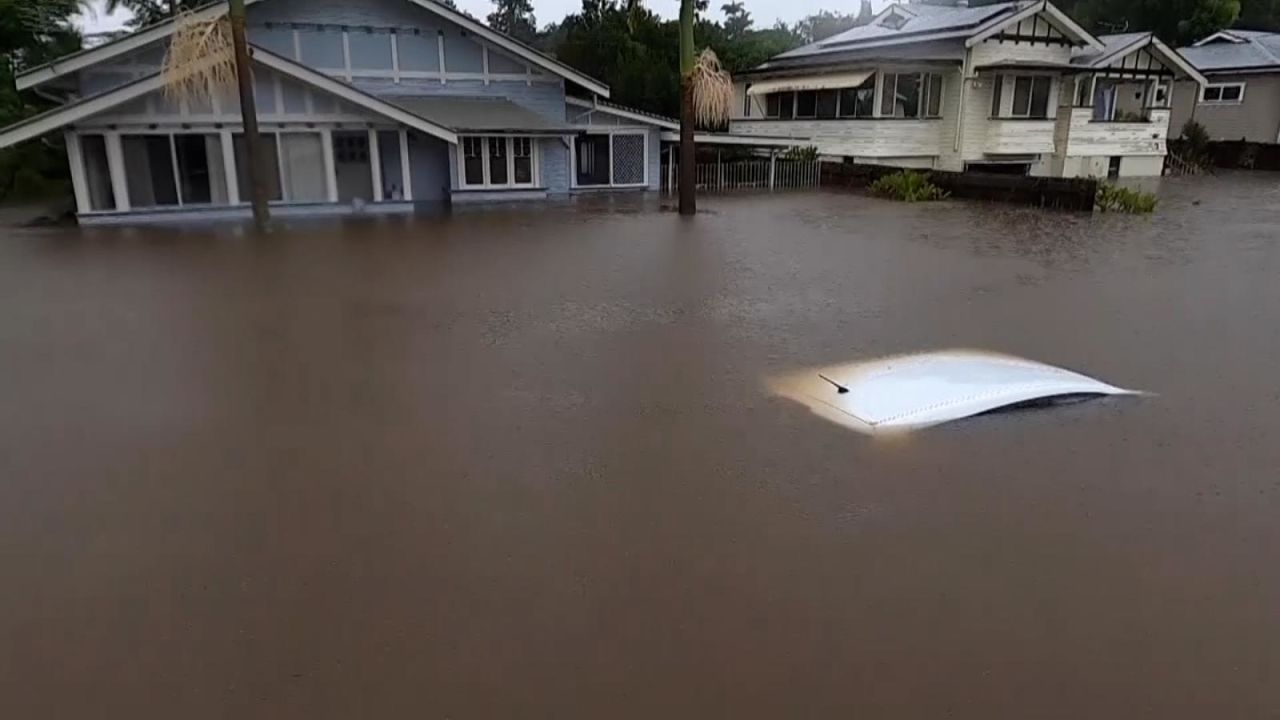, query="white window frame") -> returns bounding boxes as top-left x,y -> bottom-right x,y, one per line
570,129 -> 649,189
1200,82 -> 1246,105
993,73 -> 1055,119
457,135 -> 539,189
115,130 -> 233,209
877,71 -> 942,119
